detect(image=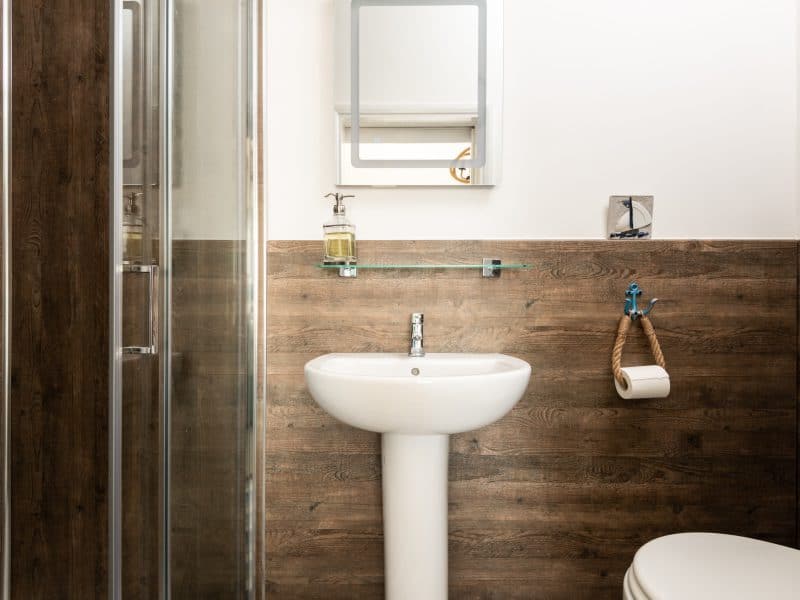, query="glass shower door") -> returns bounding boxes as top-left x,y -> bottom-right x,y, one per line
164,1 -> 256,596
119,2 -> 161,597
113,1 -> 257,598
